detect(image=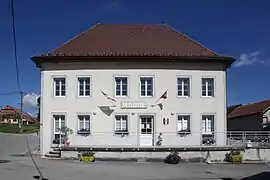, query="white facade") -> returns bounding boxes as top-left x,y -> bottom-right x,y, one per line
39,60 -> 227,155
